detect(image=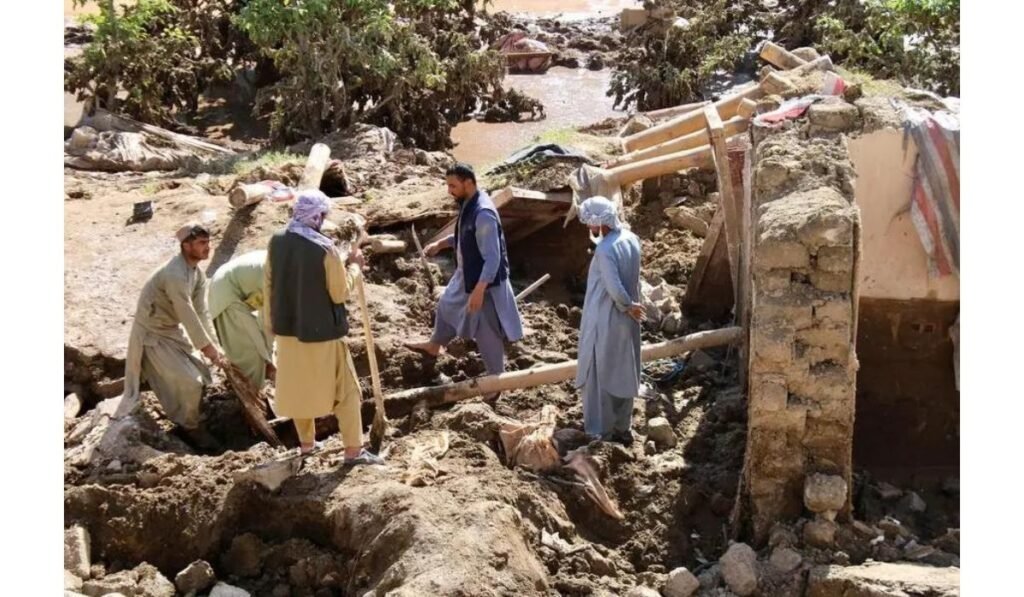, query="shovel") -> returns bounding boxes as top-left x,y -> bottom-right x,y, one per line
354,273 -> 389,452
